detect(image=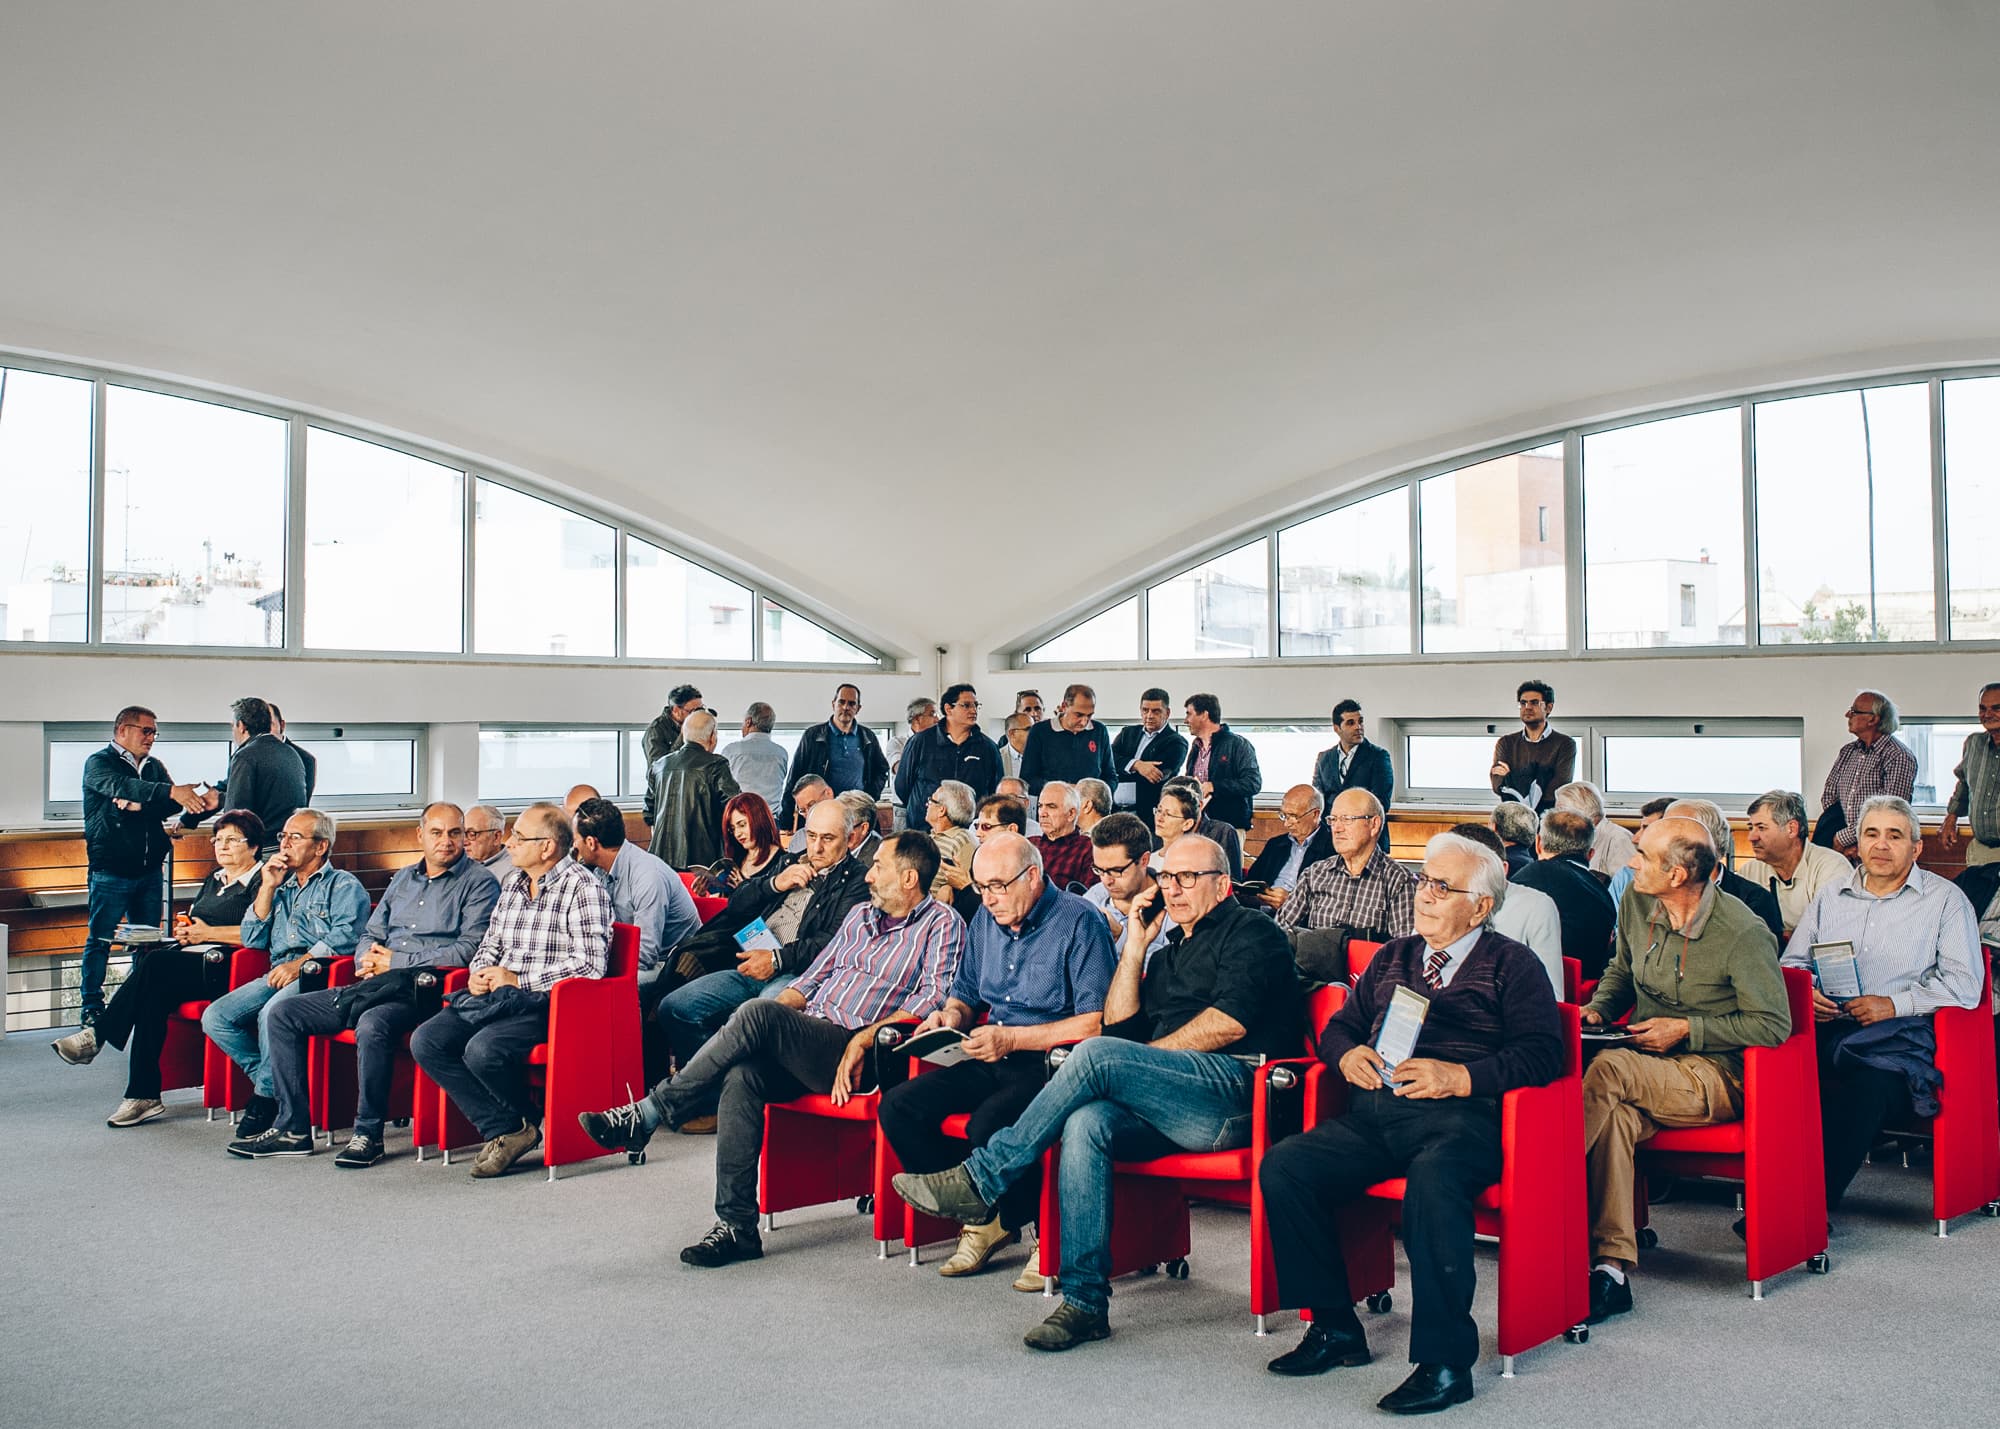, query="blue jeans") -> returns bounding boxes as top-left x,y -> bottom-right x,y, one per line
82,869 -> 163,1018
200,974 -> 302,1100
962,1036 -> 1256,1317
658,968 -> 796,1117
